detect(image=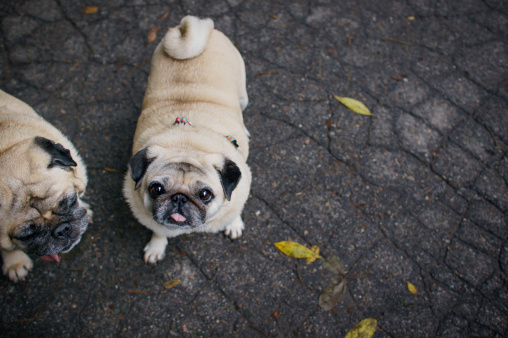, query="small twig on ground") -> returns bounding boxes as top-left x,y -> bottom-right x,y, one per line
345,70 -> 353,89
380,37 -> 414,45
104,167 -> 123,173
347,33 -> 356,46
345,264 -> 375,280
318,56 -> 322,80
126,290 -> 150,294
248,323 -> 269,337
296,262 -> 313,291
255,70 -> 281,78
115,300 -> 129,328
16,313 -> 44,322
